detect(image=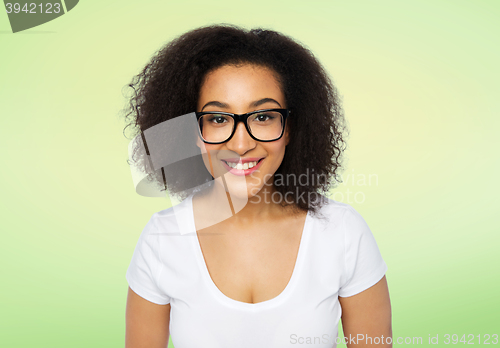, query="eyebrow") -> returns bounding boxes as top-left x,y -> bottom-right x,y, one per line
201,98 -> 282,111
